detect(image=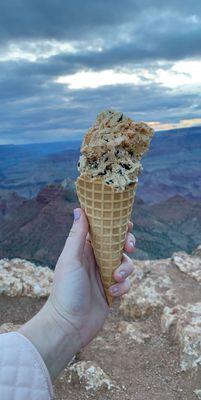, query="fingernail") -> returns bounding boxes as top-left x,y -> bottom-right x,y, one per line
129,240 -> 135,248
109,286 -> 119,296
118,270 -> 126,279
74,209 -> 81,221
